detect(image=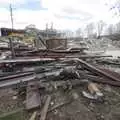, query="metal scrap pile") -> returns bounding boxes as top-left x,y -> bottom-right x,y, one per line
0,50 -> 120,119
0,29 -> 120,119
